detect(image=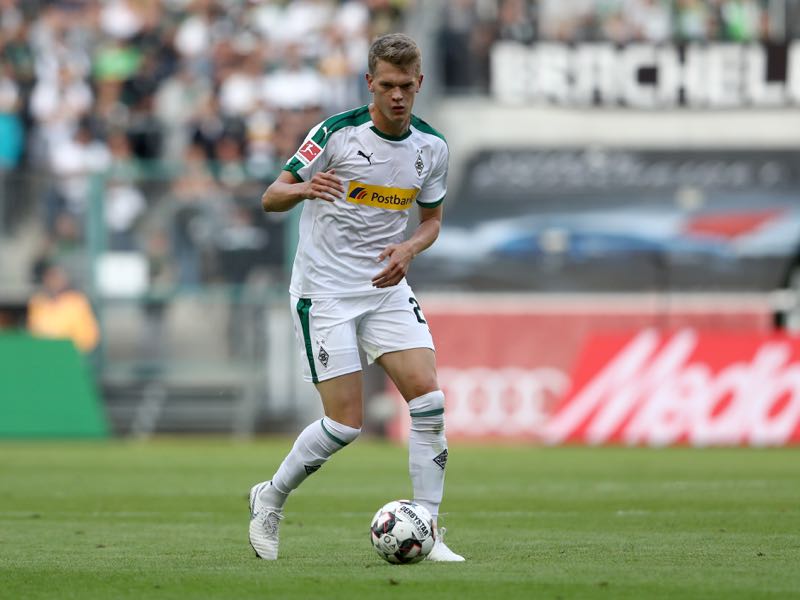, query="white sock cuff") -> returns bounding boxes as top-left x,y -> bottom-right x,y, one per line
408,390 -> 445,417
320,416 -> 361,447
